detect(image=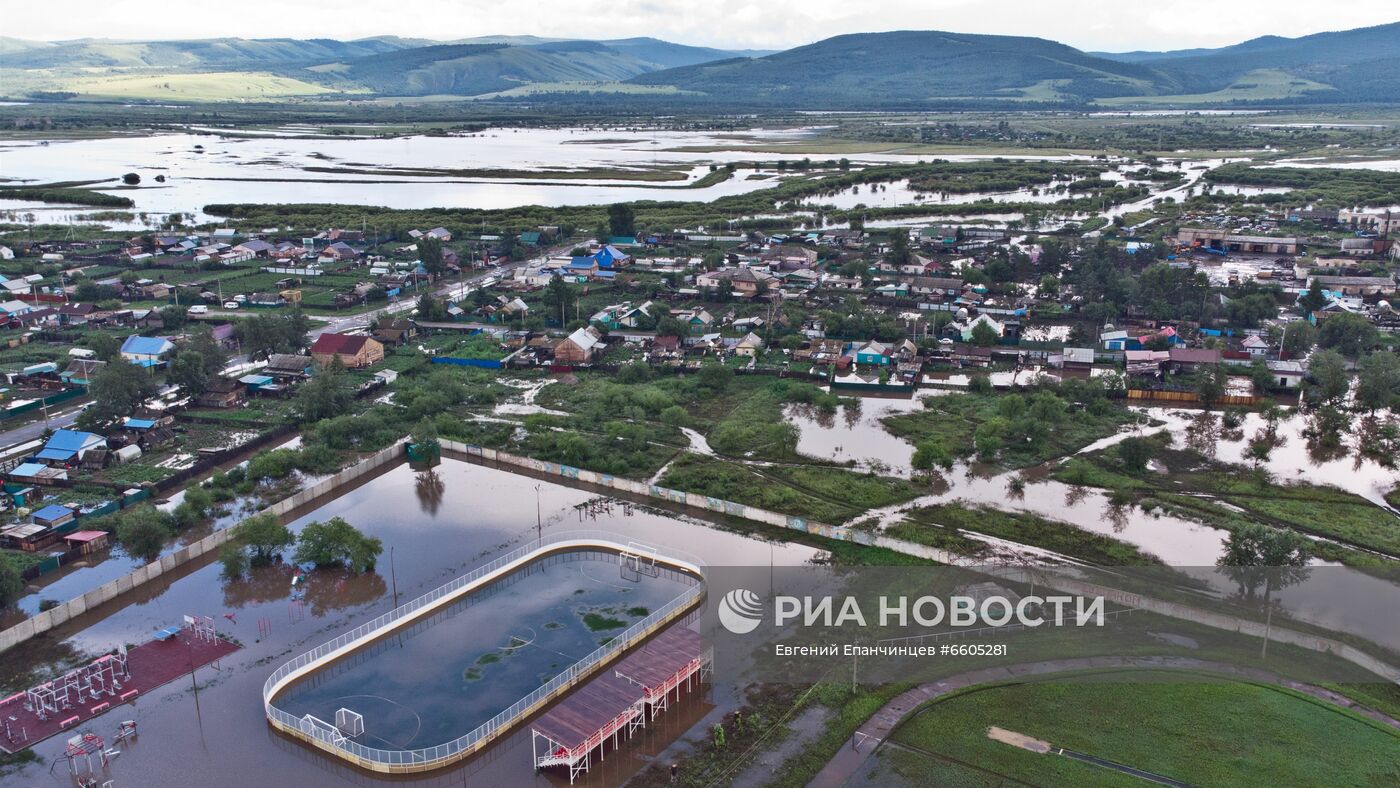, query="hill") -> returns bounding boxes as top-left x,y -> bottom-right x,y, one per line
304,42 -> 668,96
1094,22 -> 1400,102
627,30 -> 1190,106
0,36 -> 425,69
